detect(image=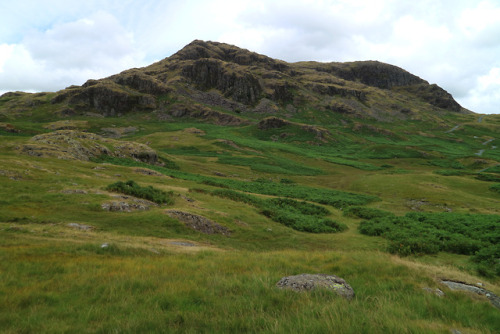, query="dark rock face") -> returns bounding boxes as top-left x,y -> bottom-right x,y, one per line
181,59 -> 262,104
276,274 -> 355,300
325,61 -> 426,89
401,84 -> 463,112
